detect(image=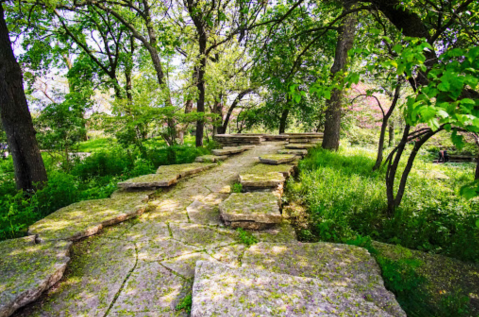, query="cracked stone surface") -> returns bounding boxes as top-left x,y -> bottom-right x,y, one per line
137,239 -> 197,262
242,242 -> 406,317
207,244 -> 246,267
15,237 -> 136,317
169,223 -> 236,249
0,236 -> 71,317
119,174 -> 179,188
195,155 -> 228,163
161,252 -> 218,279
109,261 -> 189,314
156,163 -> 216,177
191,261 -> 397,317
28,197 -> 147,242
252,222 -> 297,243
259,154 -> 296,165
186,200 -> 222,226
219,192 -> 281,229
